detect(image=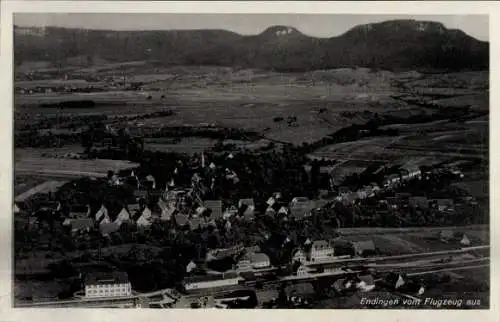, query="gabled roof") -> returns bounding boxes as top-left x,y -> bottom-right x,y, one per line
249,252 -> 270,264
290,201 -> 316,218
